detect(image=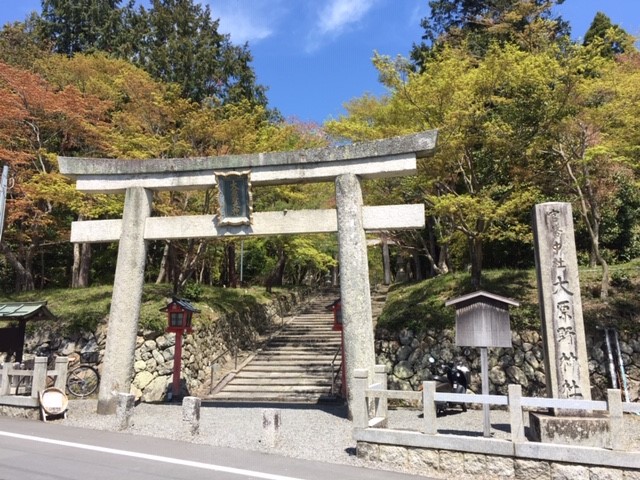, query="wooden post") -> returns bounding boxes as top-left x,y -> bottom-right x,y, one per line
172,331 -> 183,398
